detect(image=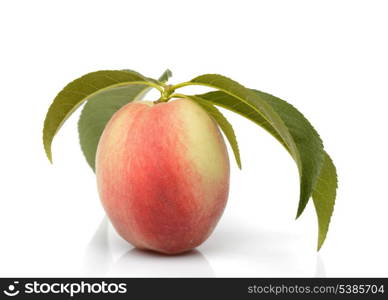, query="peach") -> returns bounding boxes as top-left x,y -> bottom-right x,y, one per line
96,98 -> 230,254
